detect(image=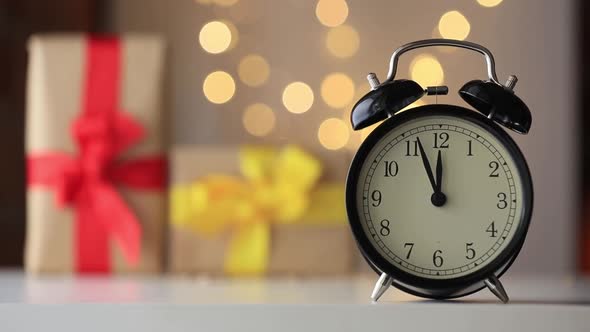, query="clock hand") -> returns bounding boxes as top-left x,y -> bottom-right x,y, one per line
435,150 -> 443,193
432,149 -> 447,207
416,137 -> 447,207
416,137 -> 437,194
